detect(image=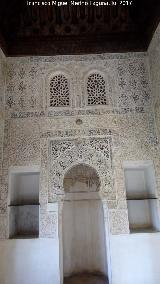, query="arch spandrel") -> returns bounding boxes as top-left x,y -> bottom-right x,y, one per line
49,137 -> 113,202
